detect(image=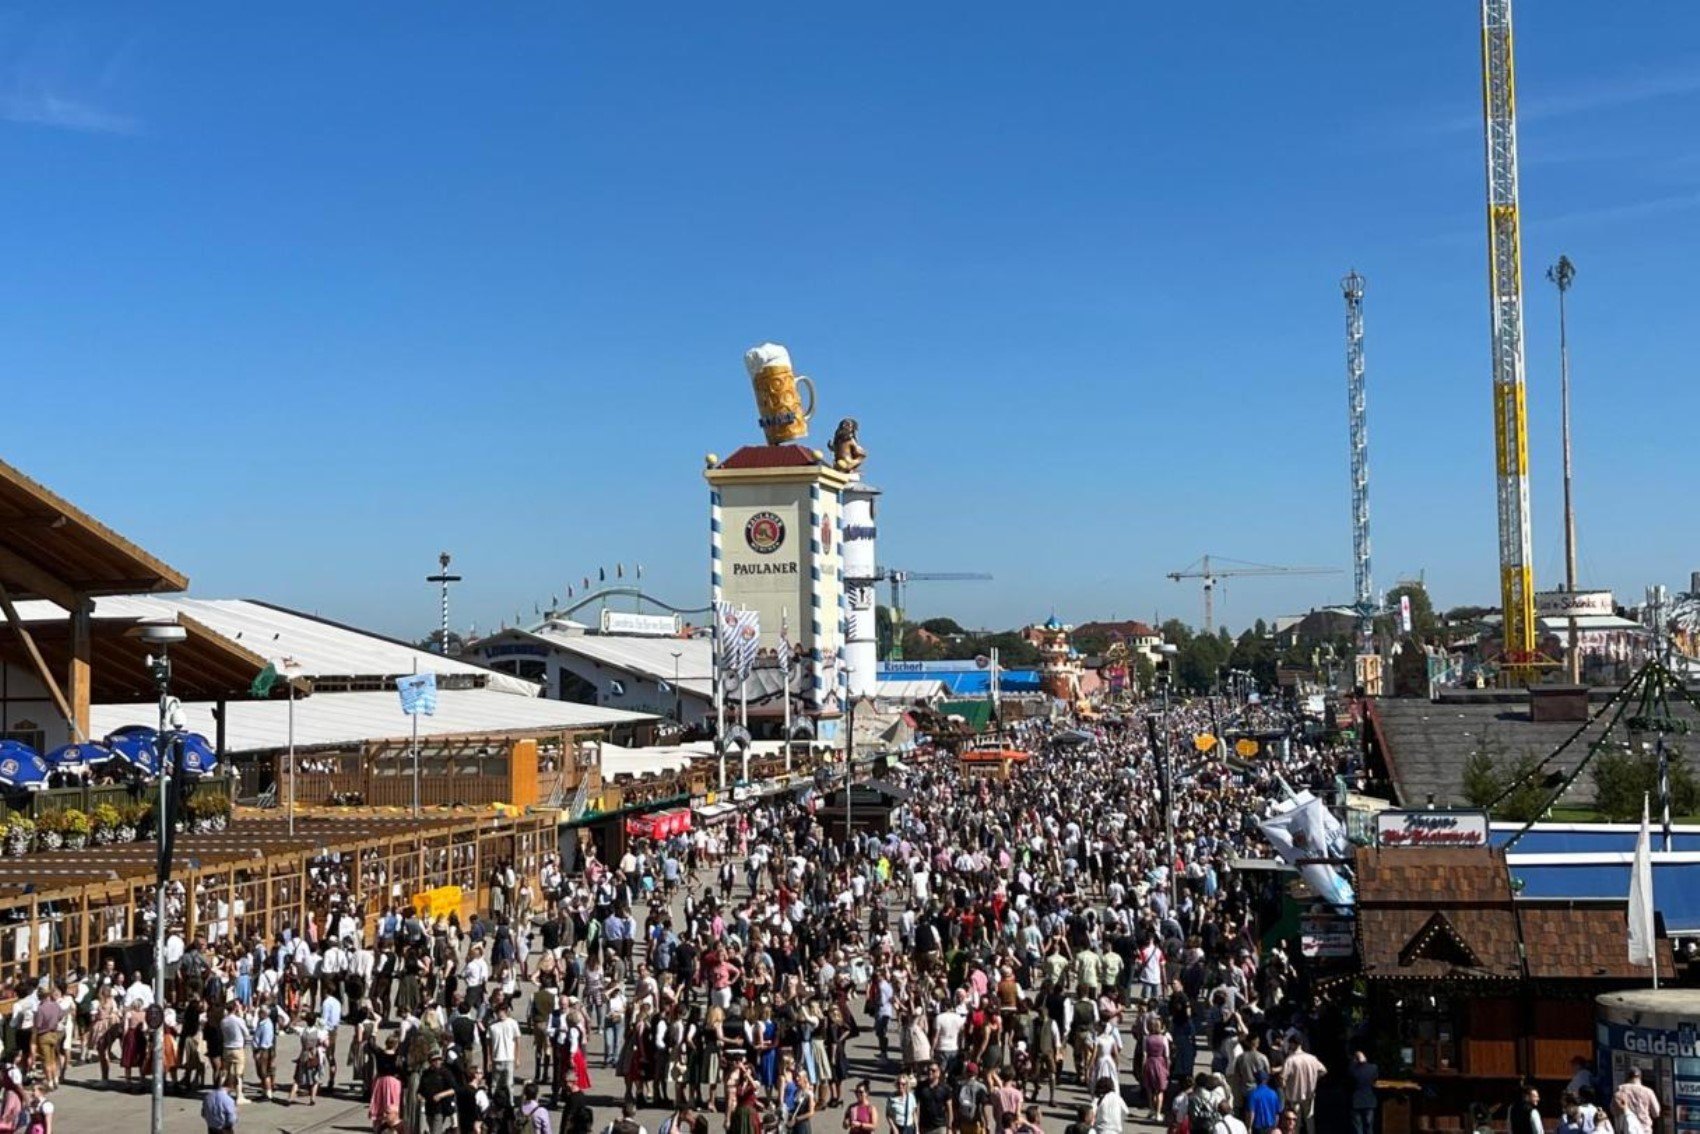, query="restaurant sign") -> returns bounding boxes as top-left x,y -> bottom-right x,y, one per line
1535,589 -> 1614,618
1375,809 -> 1490,848
601,610 -> 681,637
